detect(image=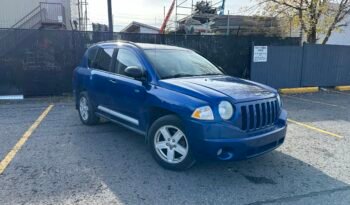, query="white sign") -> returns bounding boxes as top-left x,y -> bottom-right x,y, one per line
58,16 -> 63,23
253,46 -> 268,62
